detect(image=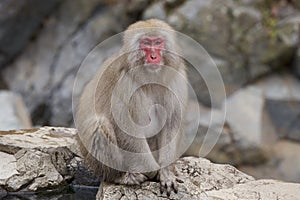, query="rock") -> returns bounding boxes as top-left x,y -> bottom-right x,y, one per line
185,100 -> 268,165
266,100 -> 300,141
239,140 -> 300,183
97,156 -> 300,200
294,45 -> 300,78
159,0 -> 300,101
0,152 -> 18,182
0,0 -> 60,68
0,91 -> 32,130
254,74 -> 300,142
0,127 -> 98,193
255,73 -> 300,101
204,179 -> 300,200
219,86 -> 278,165
3,0 -> 124,127
96,157 -> 254,200
166,0 -> 260,94
184,101 -> 227,158
224,86 -> 277,146
142,2 -> 167,20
